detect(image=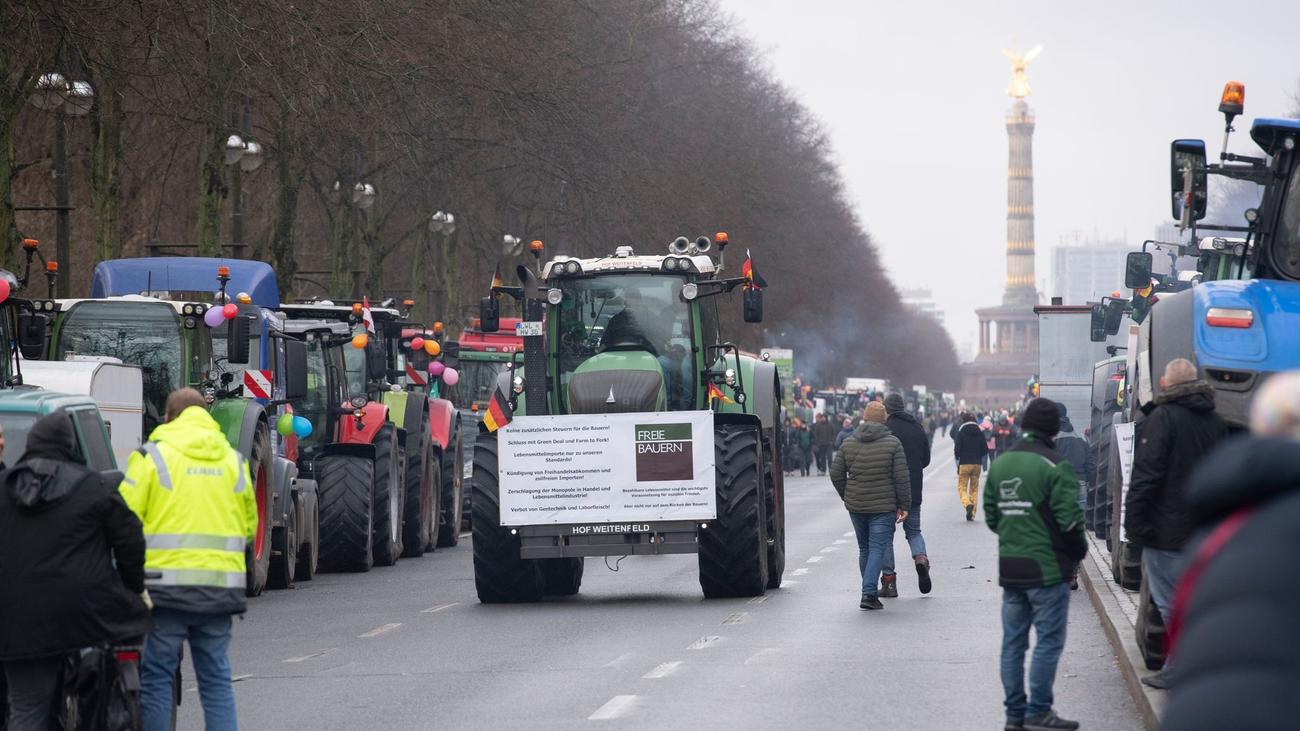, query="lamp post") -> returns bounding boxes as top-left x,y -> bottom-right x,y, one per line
28,71 -> 93,296
427,211 -> 456,316
223,101 -> 264,253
